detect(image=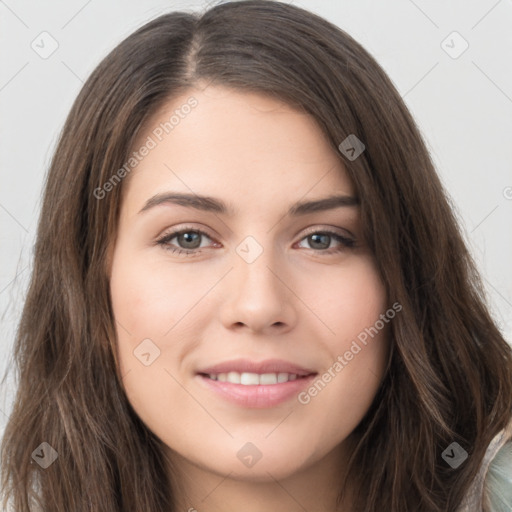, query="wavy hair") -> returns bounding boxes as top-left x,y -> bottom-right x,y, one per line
2,1 -> 512,510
